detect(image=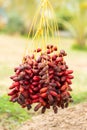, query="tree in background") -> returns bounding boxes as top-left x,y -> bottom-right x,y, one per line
0,0 -> 8,29
58,0 -> 87,48
8,0 -> 37,27
1,0 -> 87,48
